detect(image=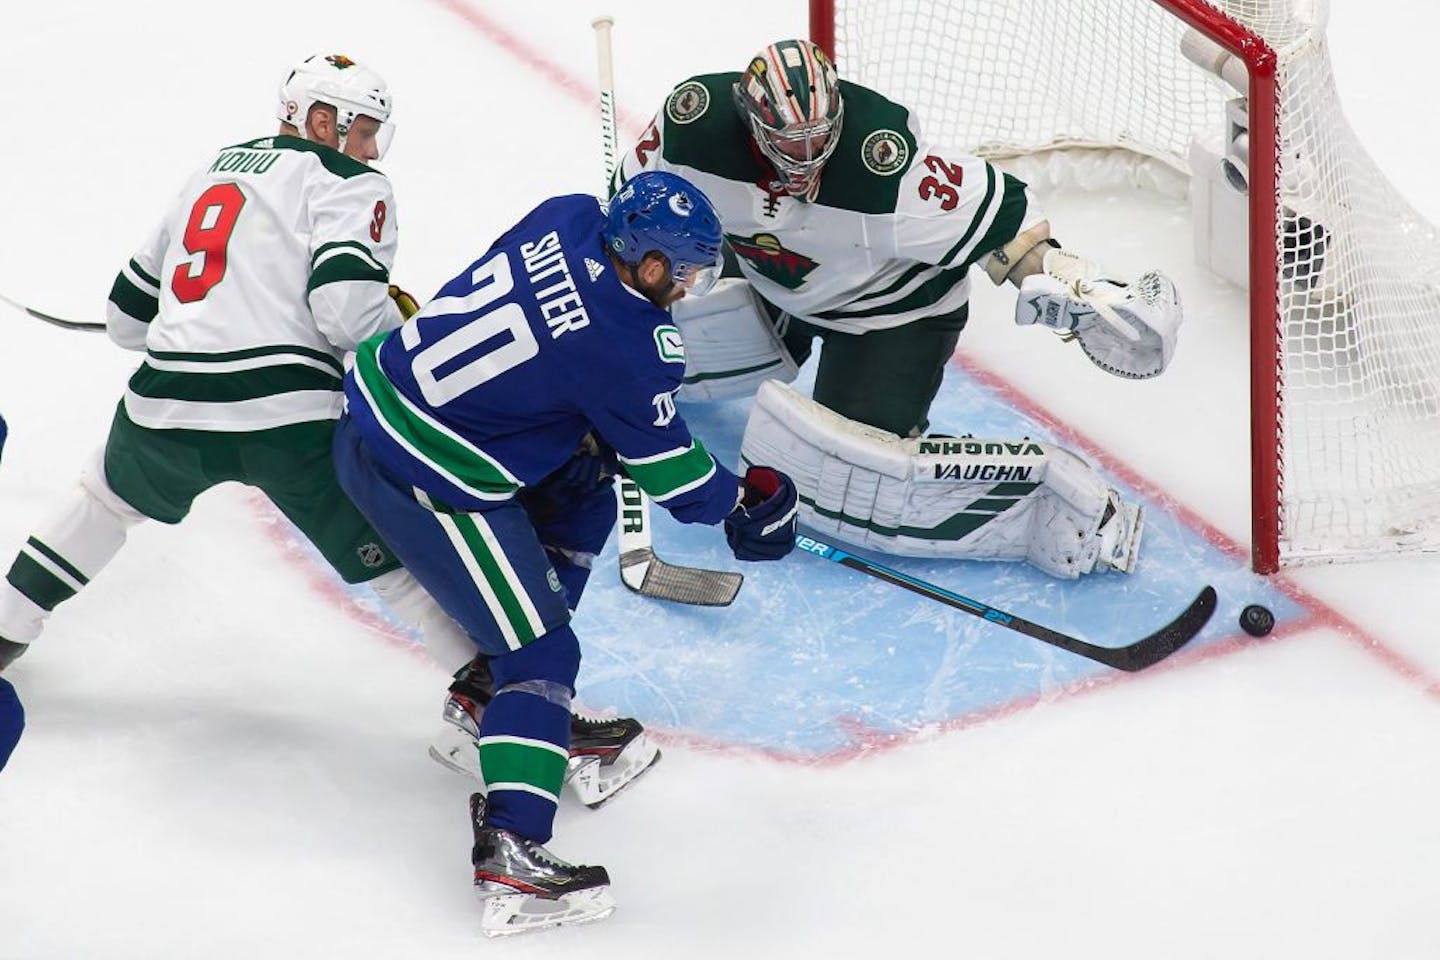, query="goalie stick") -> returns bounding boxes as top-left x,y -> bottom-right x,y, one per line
0,291 -> 104,332
592,16 -> 744,607
797,533 -> 1216,671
